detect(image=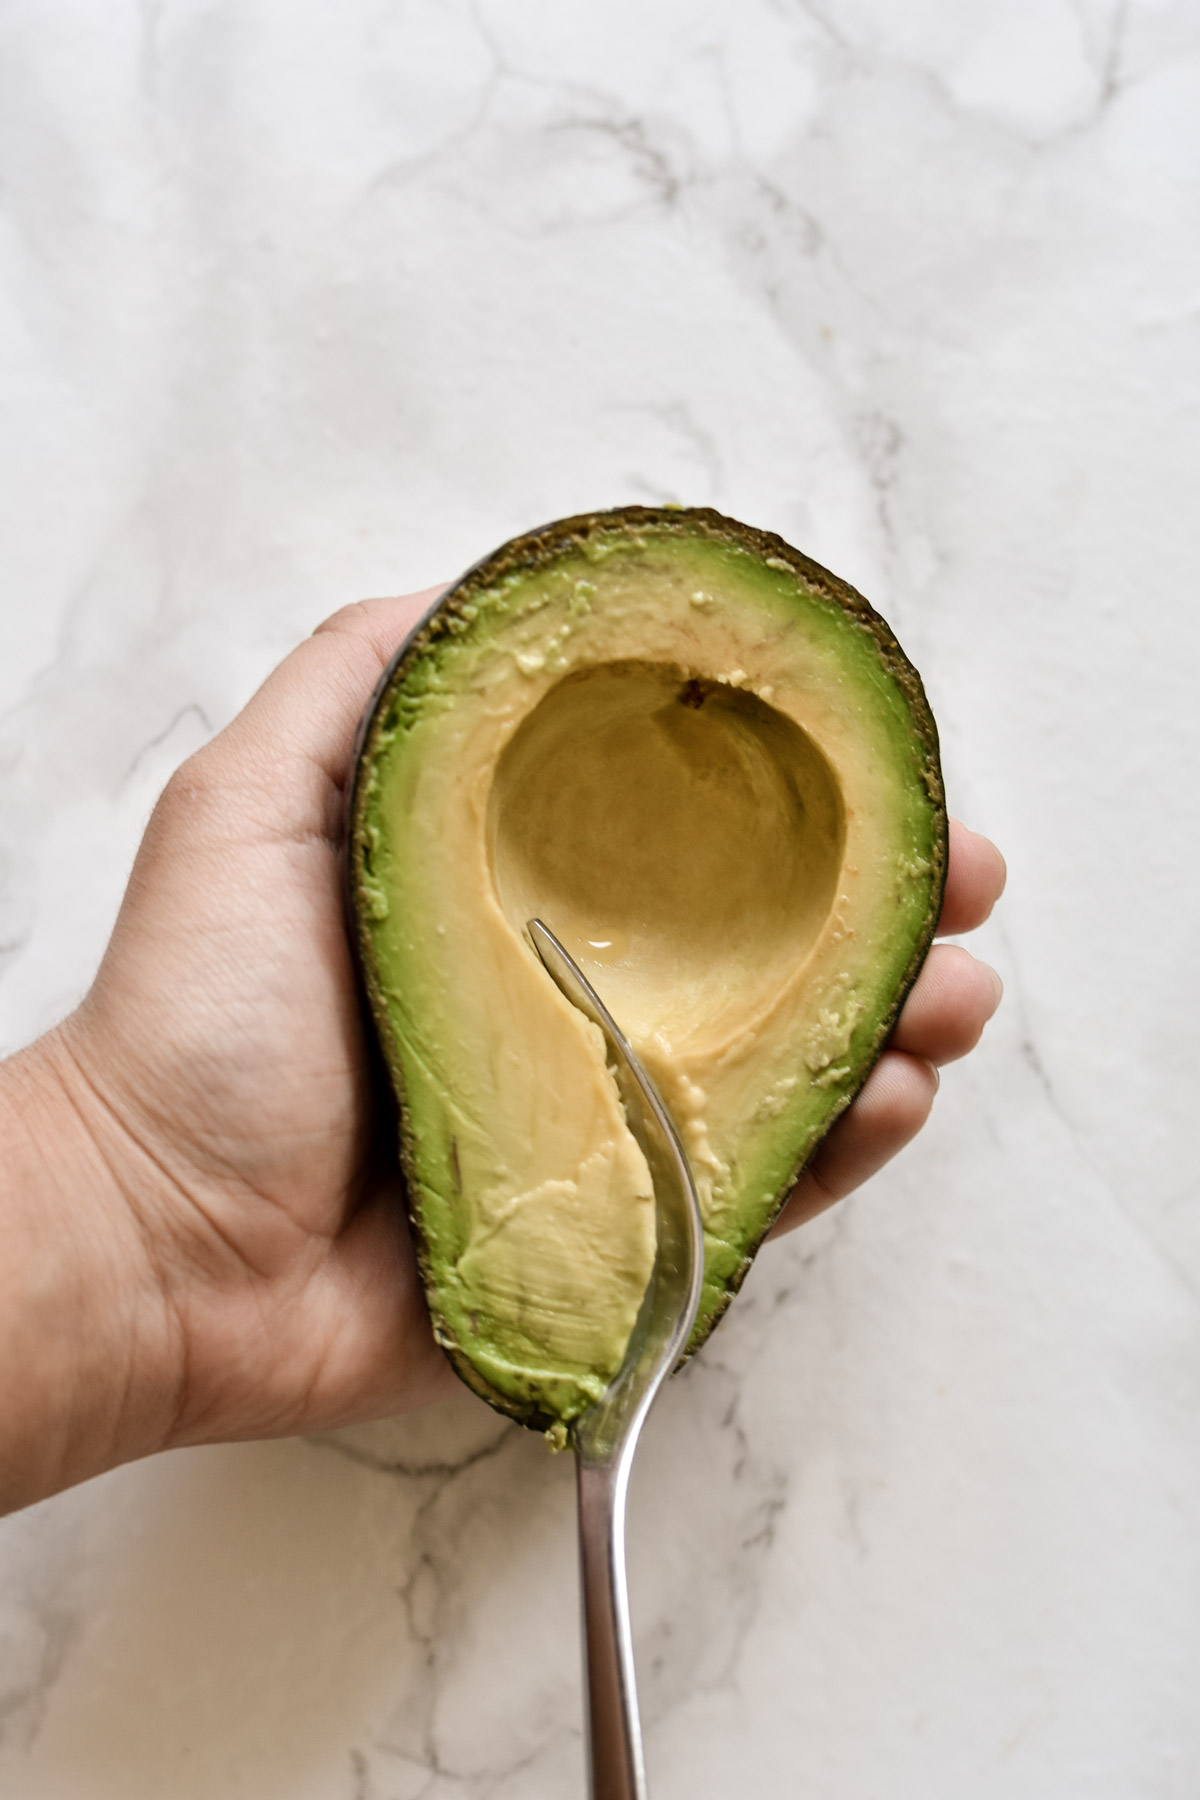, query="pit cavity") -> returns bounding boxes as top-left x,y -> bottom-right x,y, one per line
488,663 -> 845,1045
